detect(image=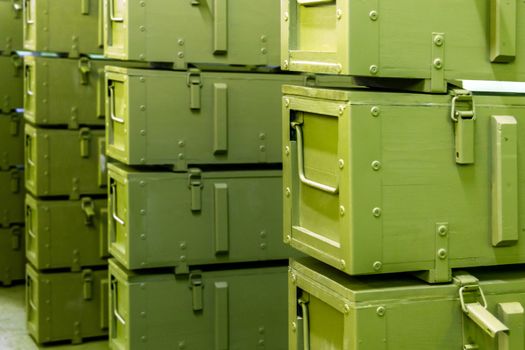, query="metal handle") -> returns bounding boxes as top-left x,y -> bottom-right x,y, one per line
25,134 -> 35,168
109,0 -> 123,22
26,277 -> 37,311
26,207 -> 36,239
292,123 -> 339,194
297,0 -> 334,5
25,65 -> 34,96
213,0 -> 228,53
110,182 -> 125,226
108,85 -> 124,124
111,279 -> 126,326
24,0 -> 34,24
298,298 -> 310,350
